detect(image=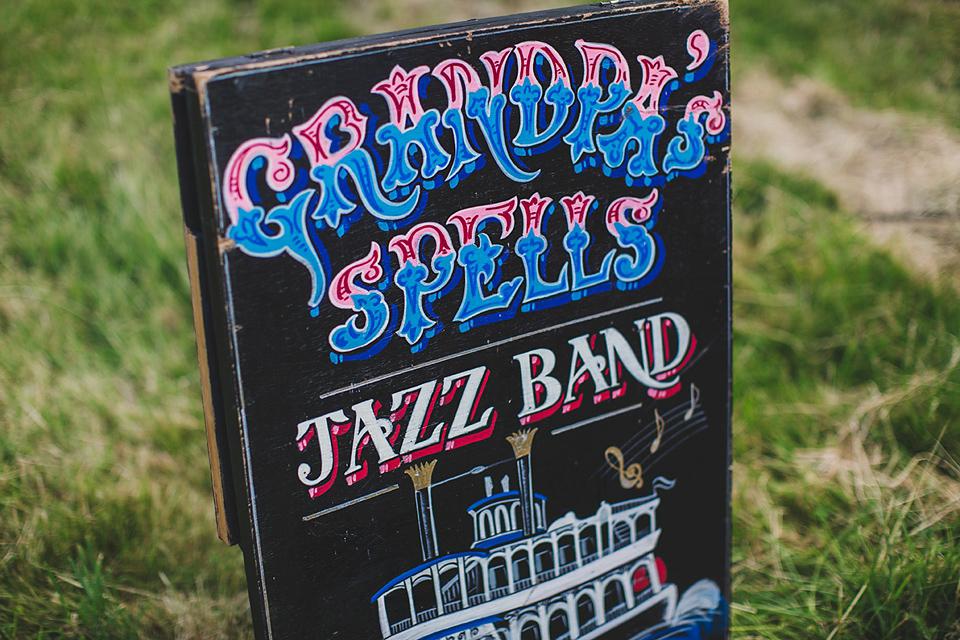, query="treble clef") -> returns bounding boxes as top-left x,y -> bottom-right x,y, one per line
605,446 -> 643,489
